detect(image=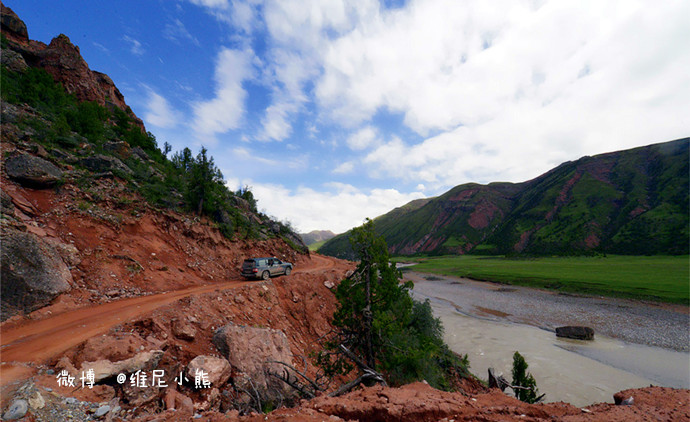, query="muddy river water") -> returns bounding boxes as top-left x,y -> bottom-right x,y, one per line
406,271 -> 690,407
